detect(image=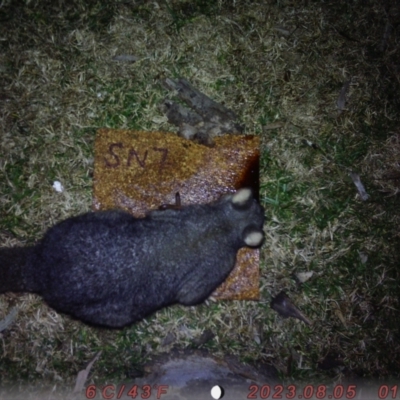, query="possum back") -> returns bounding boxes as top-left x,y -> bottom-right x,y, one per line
30,189 -> 265,327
